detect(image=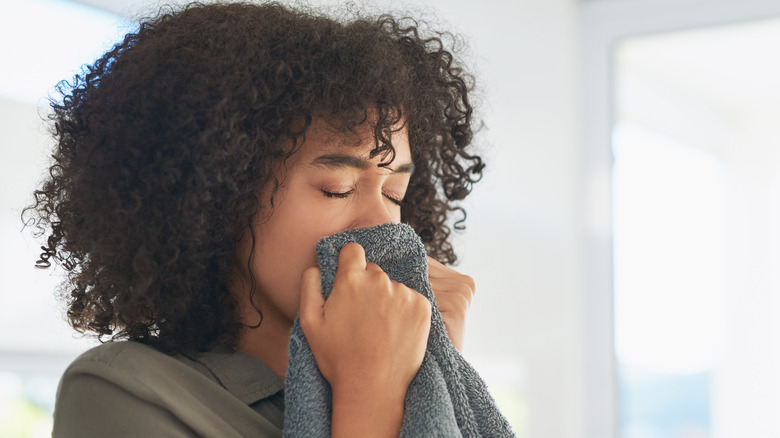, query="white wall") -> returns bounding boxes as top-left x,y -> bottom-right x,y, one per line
419,2 -> 586,437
